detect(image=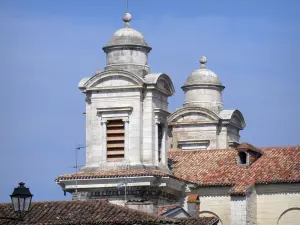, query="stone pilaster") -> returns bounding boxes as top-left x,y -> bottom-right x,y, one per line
154,119 -> 159,166
101,119 -> 108,162
122,118 -> 130,161
161,123 -> 167,165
